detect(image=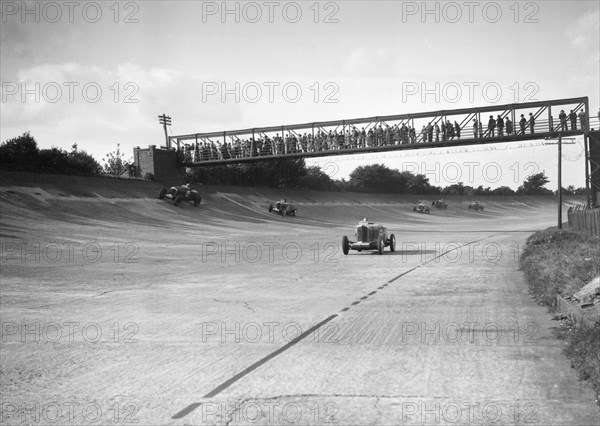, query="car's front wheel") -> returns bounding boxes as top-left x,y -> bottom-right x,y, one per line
158,187 -> 167,199
268,204 -> 273,212
342,236 -> 349,255
389,234 -> 396,252
174,195 -> 183,206
377,235 -> 384,255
